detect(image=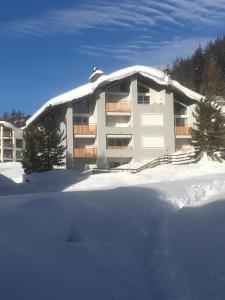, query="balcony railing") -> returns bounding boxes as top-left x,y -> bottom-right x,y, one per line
74,124 -> 97,135
74,147 -> 97,158
107,146 -> 133,150
175,125 -> 192,136
106,102 -> 132,113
